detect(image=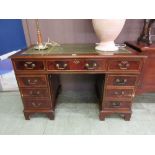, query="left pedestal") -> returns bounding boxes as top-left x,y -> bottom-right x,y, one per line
16,74 -> 59,120
11,54 -> 61,120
